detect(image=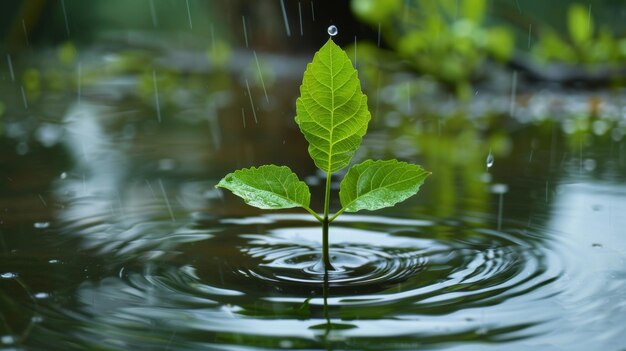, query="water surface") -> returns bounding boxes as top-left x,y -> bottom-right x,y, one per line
1,42 -> 625,351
